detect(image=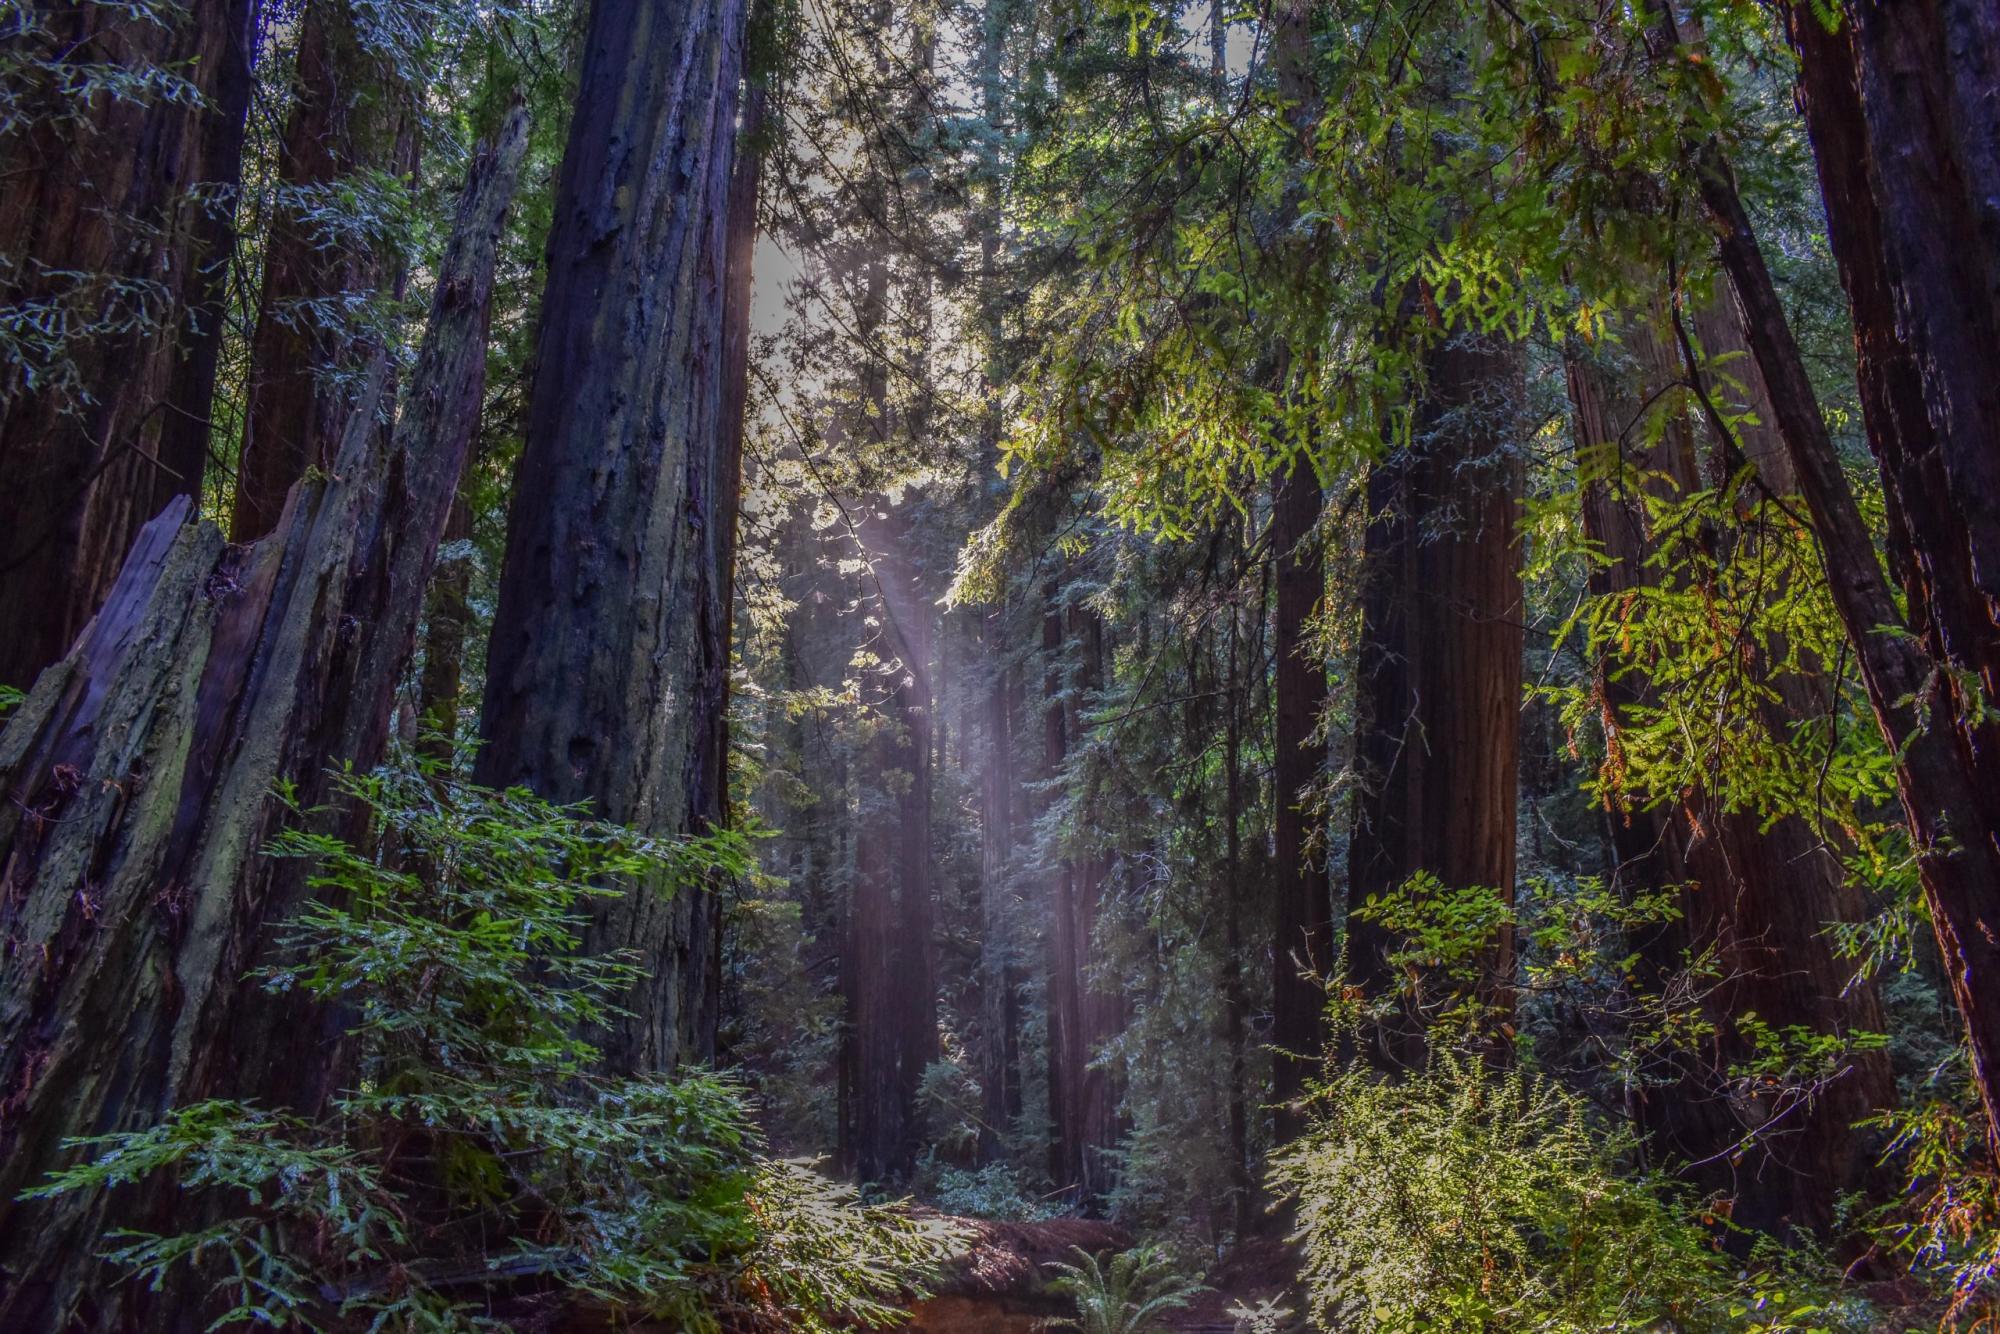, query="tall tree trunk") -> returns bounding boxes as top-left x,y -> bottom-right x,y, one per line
1069,603 -> 1122,1205
1346,329 -> 1524,1064
843,489 -> 940,1181
1221,591 -> 1255,1234
229,0 -> 421,540
1266,0 -> 1330,1129
1566,295 -> 1892,1238
1269,461 -> 1328,1131
415,493 -> 473,760
978,645 -> 1018,1159
1667,4 -> 2000,1150
1042,587 -> 1085,1193
0,0 -> 262,690
474,0 -> 749,1073
0,116 -> 527,1327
